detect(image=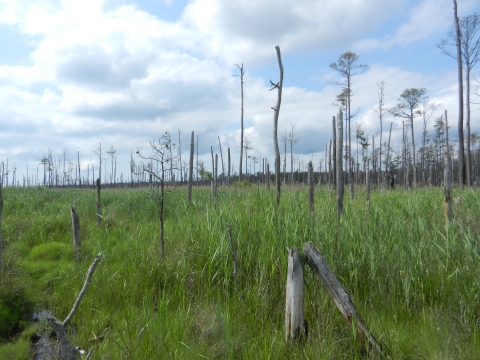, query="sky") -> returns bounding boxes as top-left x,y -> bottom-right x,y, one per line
1,0 -> 480,185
